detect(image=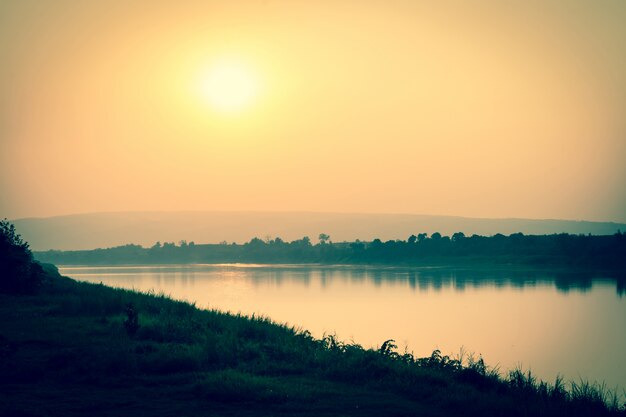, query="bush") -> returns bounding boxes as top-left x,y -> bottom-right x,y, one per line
0,219 -> 44,294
